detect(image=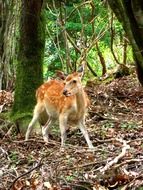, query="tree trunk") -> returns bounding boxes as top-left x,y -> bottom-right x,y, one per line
0,0 -> 20,90
95,41 -> 107,76
123,34 -> 127,65
108,0 -> 143,85
0,0 -> 14,90
59,4 -> 72,73
0,0 -> 8,90
11,0 -> 45,122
